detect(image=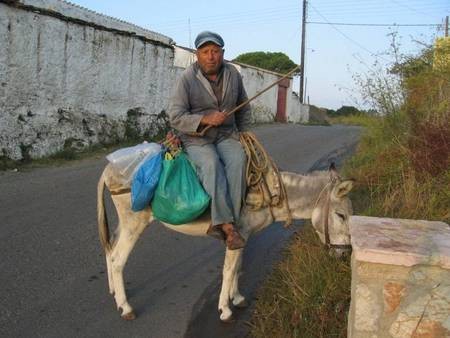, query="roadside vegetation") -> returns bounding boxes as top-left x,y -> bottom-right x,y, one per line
250,36 -> 449,337
340,37 -> 450,223
0,143 -> 124,171
0,141 -> 124,171
0,131 -> 169,171
250,224 -> 350,338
